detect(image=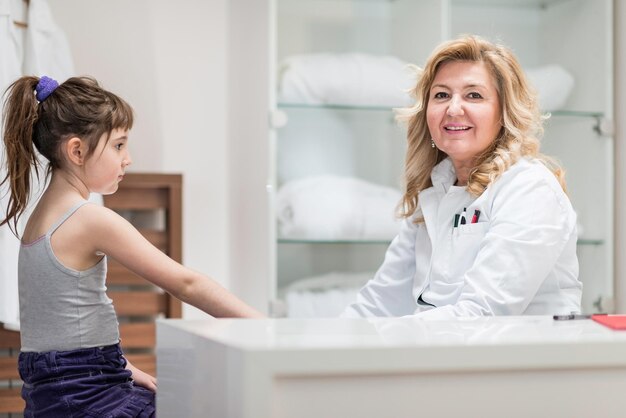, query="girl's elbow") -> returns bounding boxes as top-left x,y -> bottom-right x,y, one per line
166,273 -> 196,303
